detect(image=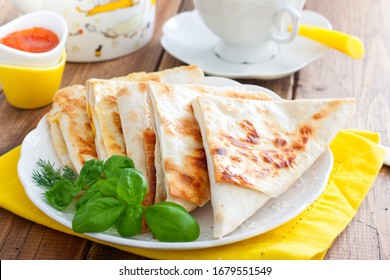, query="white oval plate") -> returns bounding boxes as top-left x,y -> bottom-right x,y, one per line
17,78 -> 333,250
161,10 -> 332,79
